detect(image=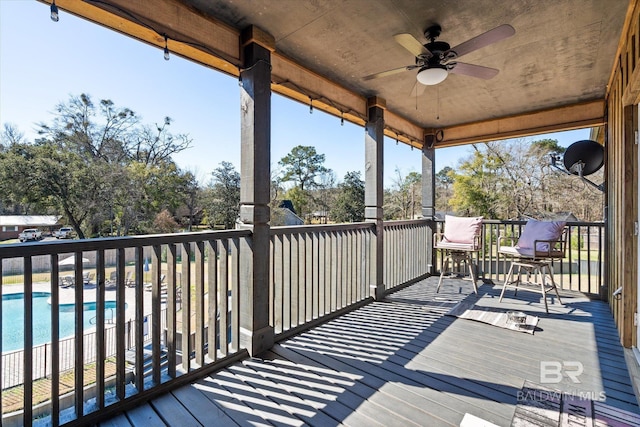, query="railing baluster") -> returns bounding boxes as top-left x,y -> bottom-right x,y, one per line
305,232 -> 313,322
218,240 -> 229,357
207,240 -> 219,362
151,244 -> 162,384
230,238 -> 240,353
134,247 -> 144,392
50,254 -> 60,426
73,251 -> 84,418
115,247 -> 126,401
319,231 -> 327,315
180,243 -> 191,372
598,224 -> 603,296
194,241 -> 205,367
331,231 -> 338,311
166,243 -> 177,378
23,257 -> 33,425
96,250 -> 106,410
586,225 -> 593,294
290,234 -> 299,327
273,235 -> 283,333
340,229 -> 346,307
